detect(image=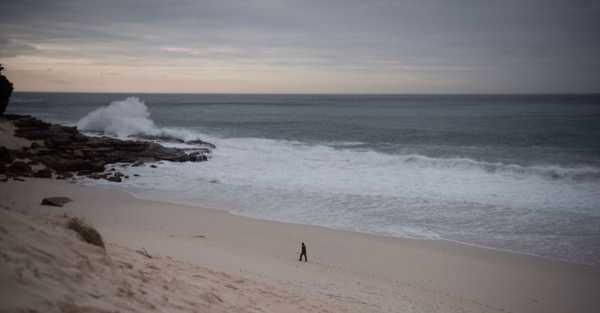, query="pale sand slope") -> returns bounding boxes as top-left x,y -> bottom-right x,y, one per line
1,179 -> 599,313
0,203 -> 342,313
0,120 -> 34,150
